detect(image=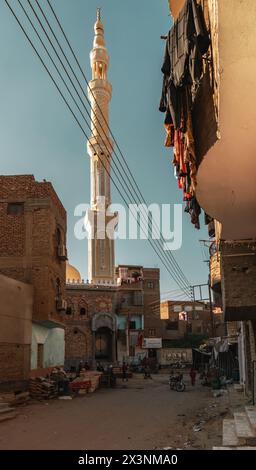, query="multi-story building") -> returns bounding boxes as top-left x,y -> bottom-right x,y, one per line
0,175 -> 67,377
166,0 -> 256,391
160,300 -> 212,341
